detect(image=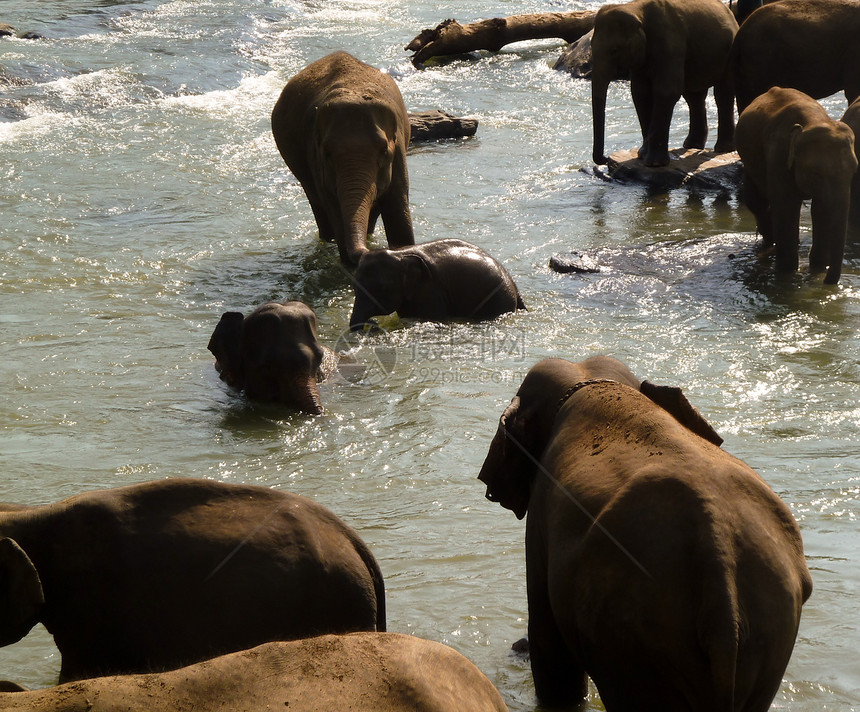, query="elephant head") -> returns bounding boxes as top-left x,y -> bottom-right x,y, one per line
478,359 -> 723,519
590,5 -> 644,164
313,100 -> 402,265
0,538 -> 44,647
787,122 -> 857,283
349,248 -> 431,330
207,301 -> 334,415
